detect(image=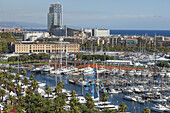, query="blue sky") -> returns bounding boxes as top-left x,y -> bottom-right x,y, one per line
0,0 -> 170,30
